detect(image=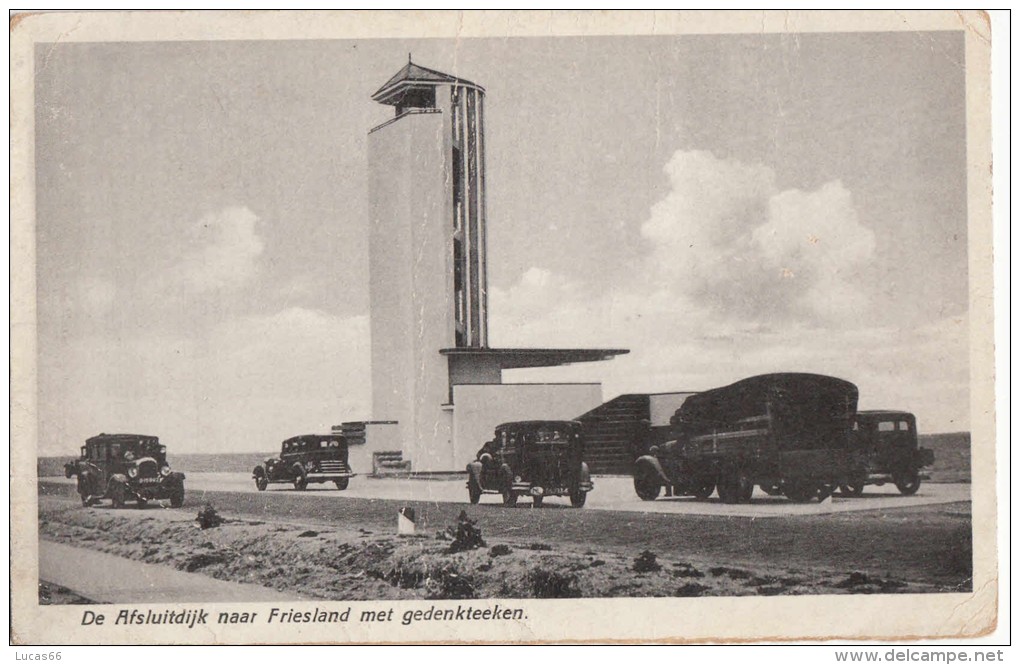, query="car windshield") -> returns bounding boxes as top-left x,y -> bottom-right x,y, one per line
122,440 -> 161,459
534,429 -> 569,443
